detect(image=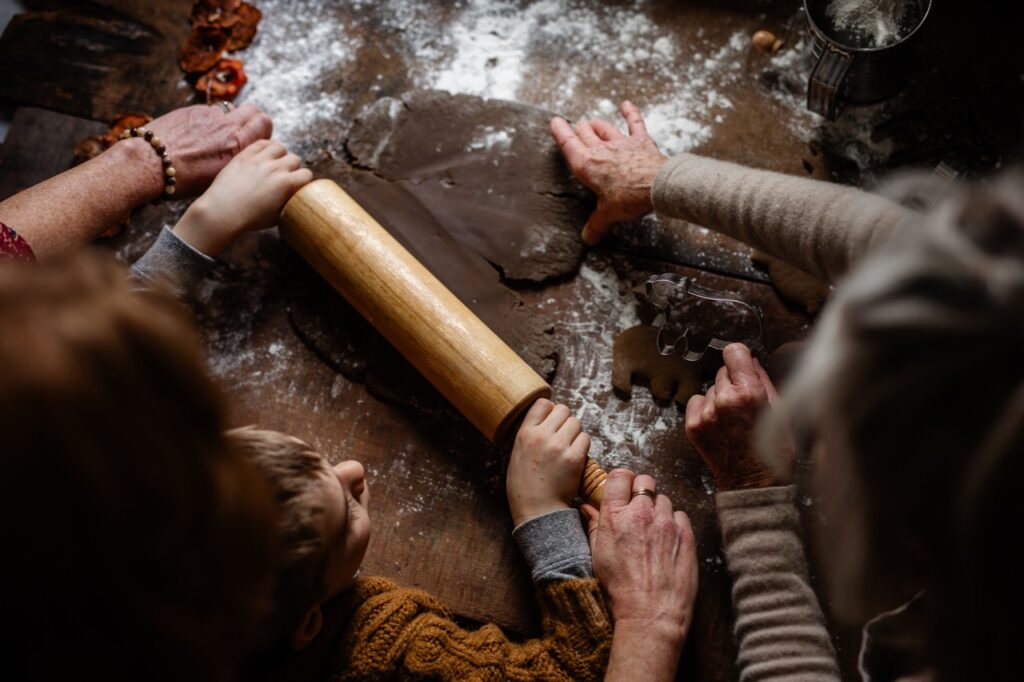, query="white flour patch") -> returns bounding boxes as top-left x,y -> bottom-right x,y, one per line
826,0 -> 912,48
385,0 -> 750,155
467,125 -> 515,152
236,0 -> 361,148
552,256 -> 683,477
